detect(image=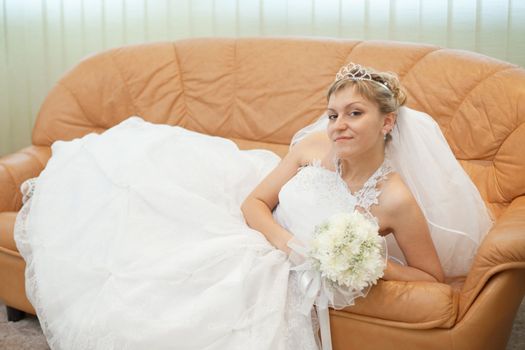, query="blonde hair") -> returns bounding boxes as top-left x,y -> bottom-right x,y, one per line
327,63 -> 407,114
